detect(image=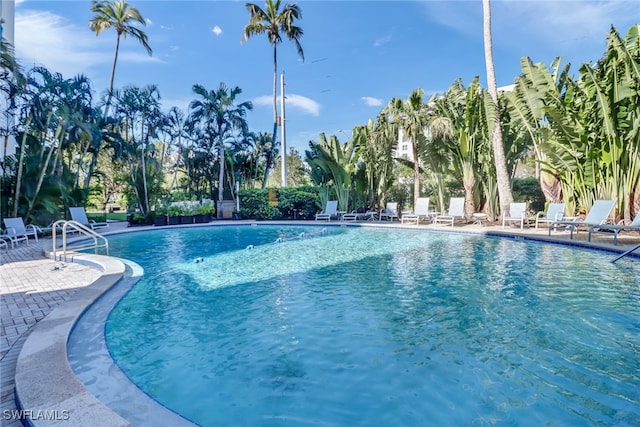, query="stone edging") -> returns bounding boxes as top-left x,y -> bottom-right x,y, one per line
14,253 -> 132,427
